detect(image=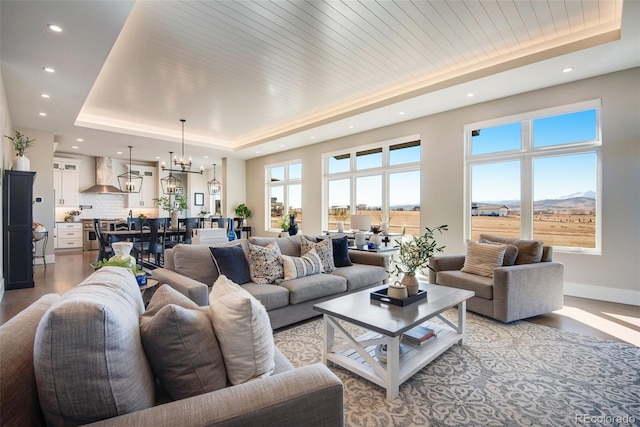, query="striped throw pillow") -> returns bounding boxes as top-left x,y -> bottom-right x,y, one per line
280,248 -> 324,280
461,240 -> 507,278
